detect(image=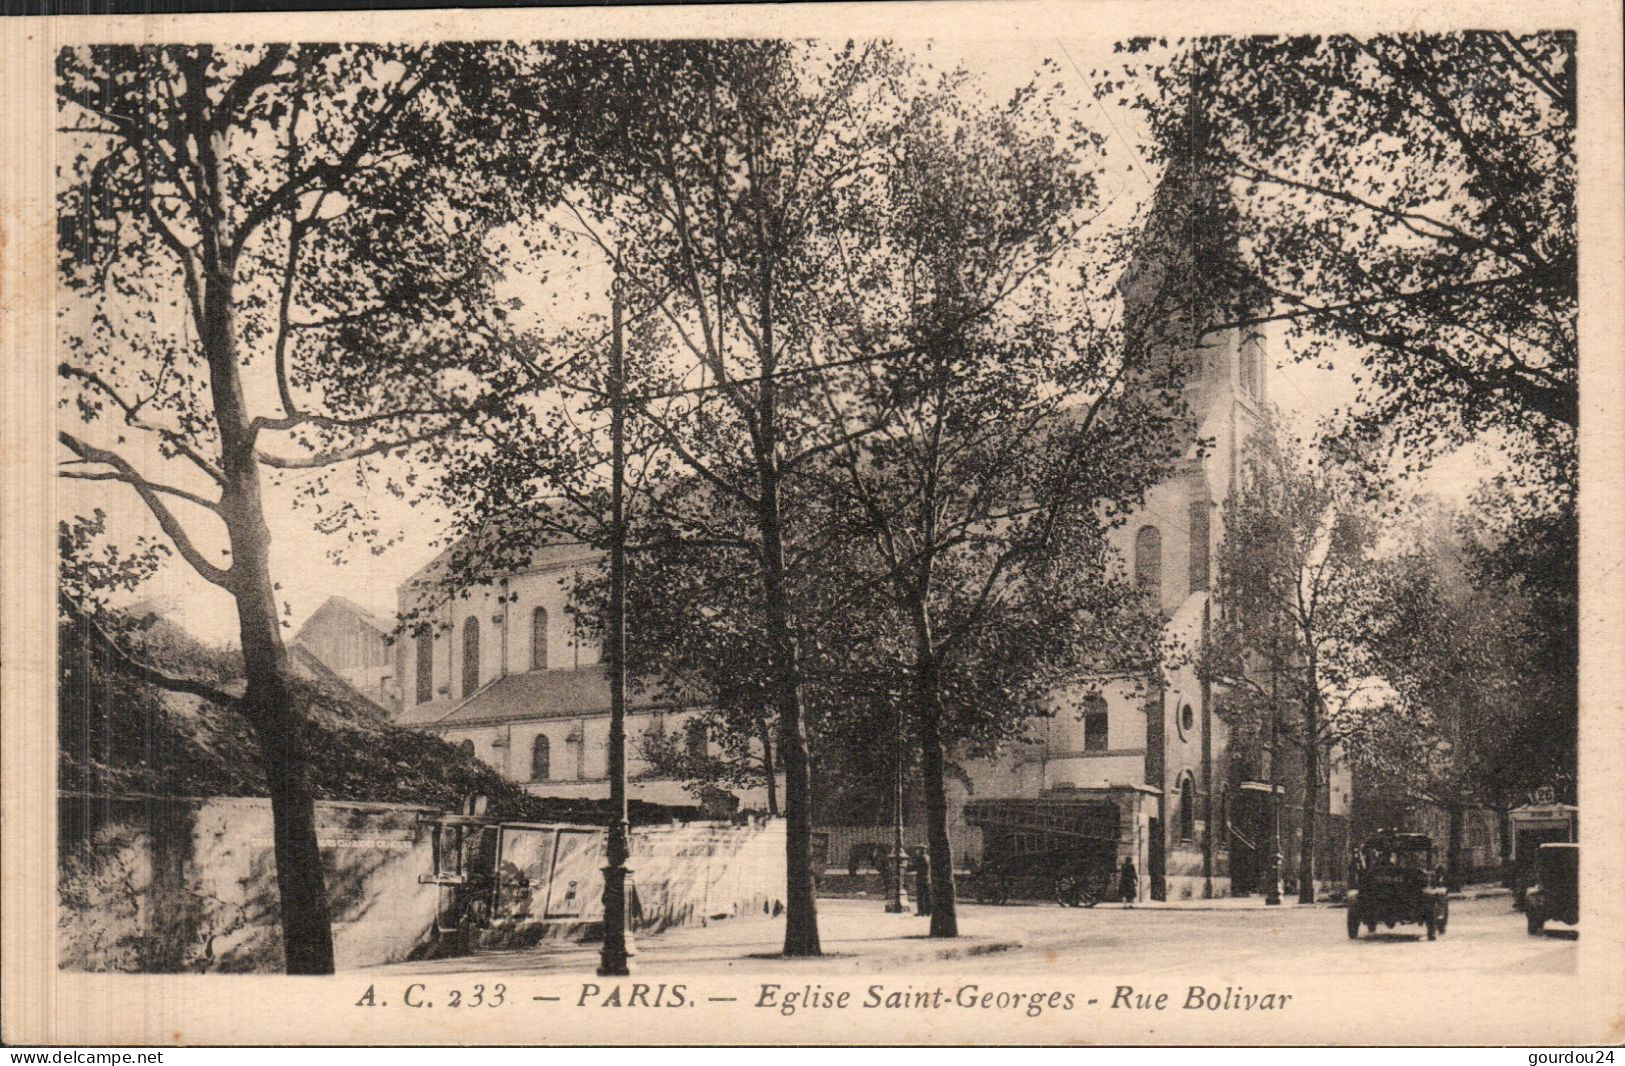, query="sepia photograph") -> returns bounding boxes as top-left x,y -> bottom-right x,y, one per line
2,0 -> 1621,1048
